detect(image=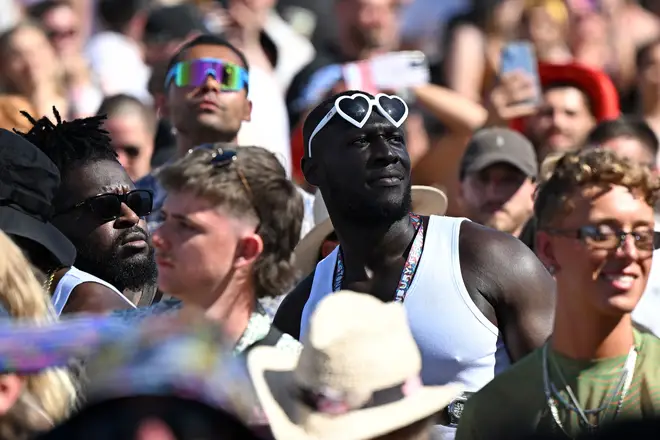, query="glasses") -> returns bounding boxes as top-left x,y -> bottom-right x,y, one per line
307,93 -> 409,158
165,58 -> 249,91
55,190 -> 153,222
545,224 -> 660,254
